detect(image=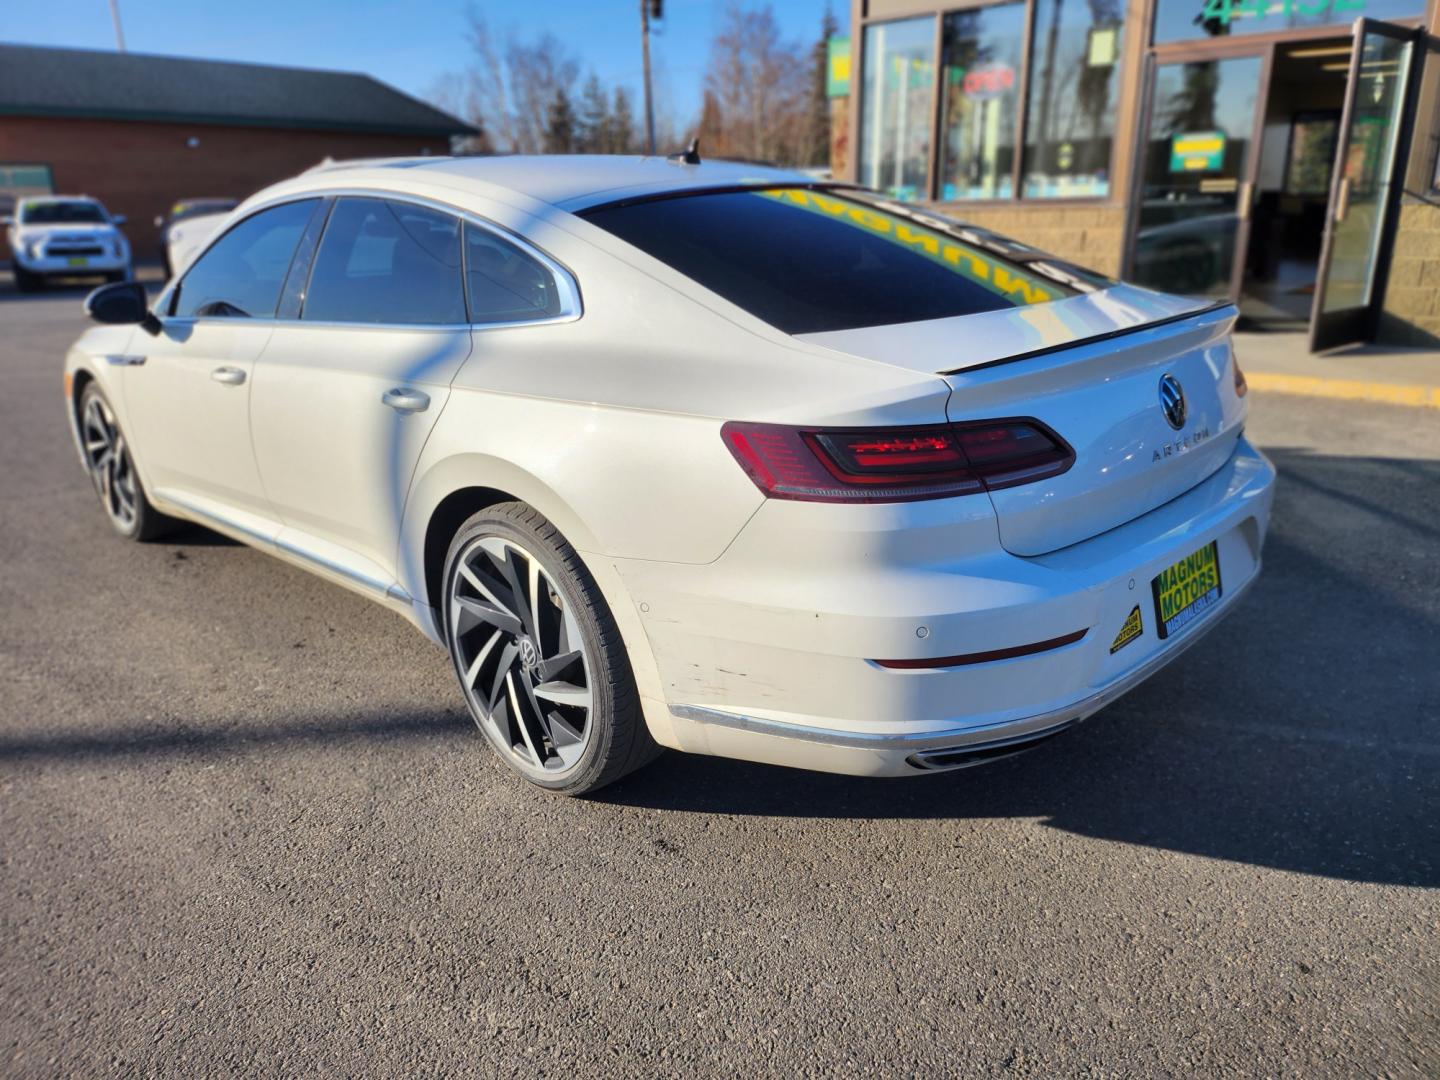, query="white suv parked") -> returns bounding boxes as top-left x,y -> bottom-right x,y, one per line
4,195 -> 132,291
